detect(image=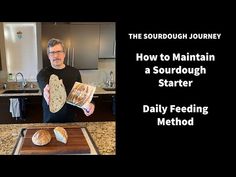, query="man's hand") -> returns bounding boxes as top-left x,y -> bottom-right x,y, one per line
83,103 -> 95,116
43,84 -> 50,105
